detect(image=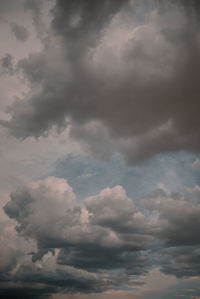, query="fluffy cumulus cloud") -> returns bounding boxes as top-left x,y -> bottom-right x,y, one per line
4,177 -> 76,248
1,0 -> 200,163
2,177 -> 151,297
2,176 -> 200,297
4,178 -> 152,265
